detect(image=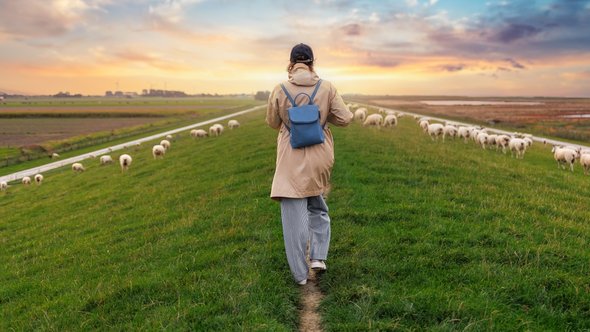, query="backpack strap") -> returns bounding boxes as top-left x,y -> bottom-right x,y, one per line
280,84 -> 296,107
309,79 -> 322,104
